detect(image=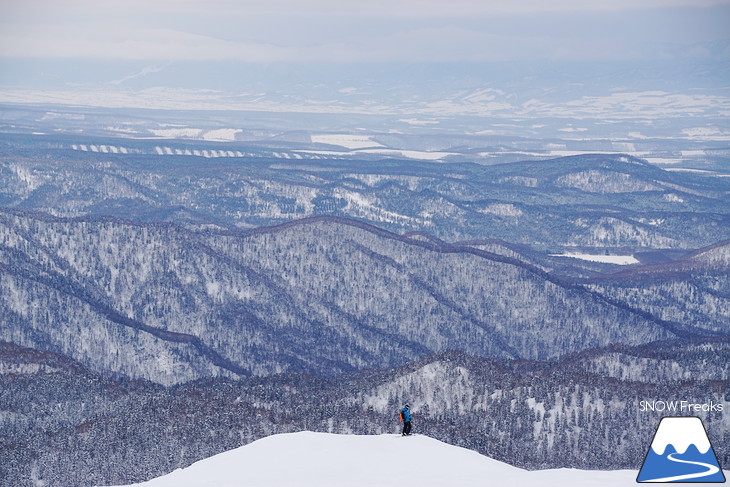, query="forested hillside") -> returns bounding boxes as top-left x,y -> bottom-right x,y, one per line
1,340 -> 727,486
2,210 -> 703,384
